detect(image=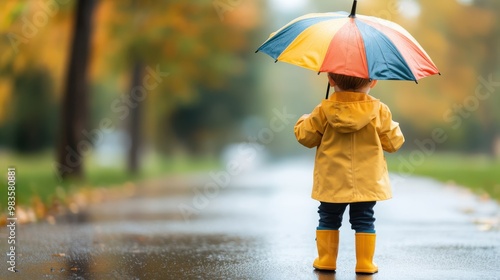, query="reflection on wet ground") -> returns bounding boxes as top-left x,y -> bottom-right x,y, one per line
42,233 -> 261,279
2,161 -> 500,279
